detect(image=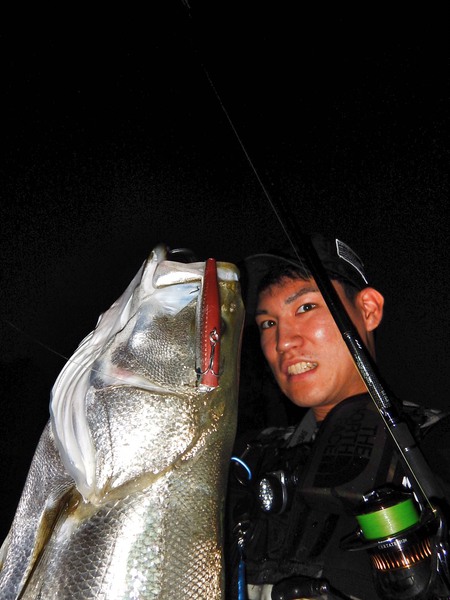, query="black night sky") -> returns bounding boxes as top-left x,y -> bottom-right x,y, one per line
1,7 -> 449,539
